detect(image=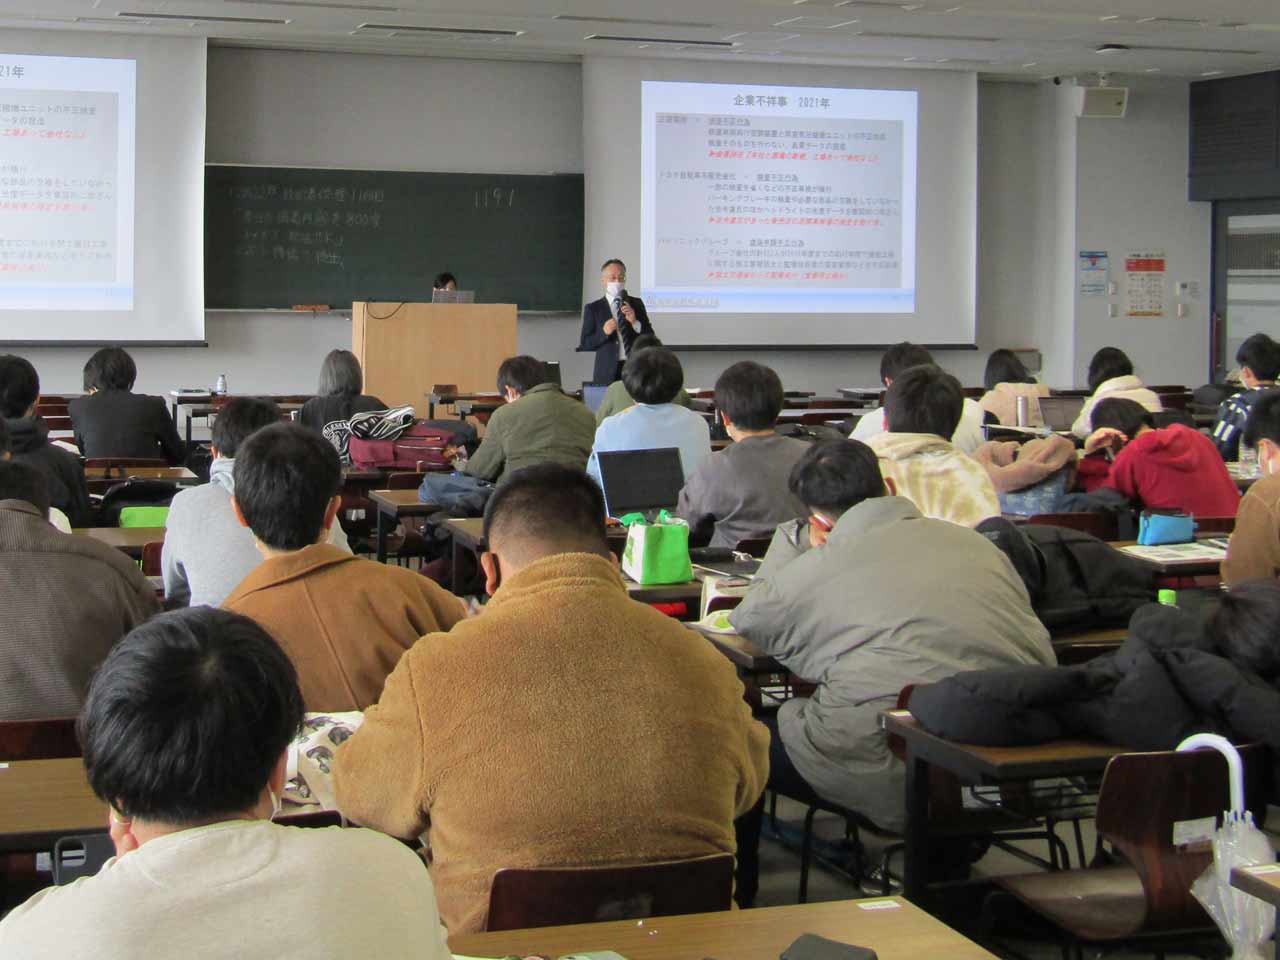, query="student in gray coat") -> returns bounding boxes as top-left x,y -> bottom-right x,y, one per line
730,439 -> 1054,889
